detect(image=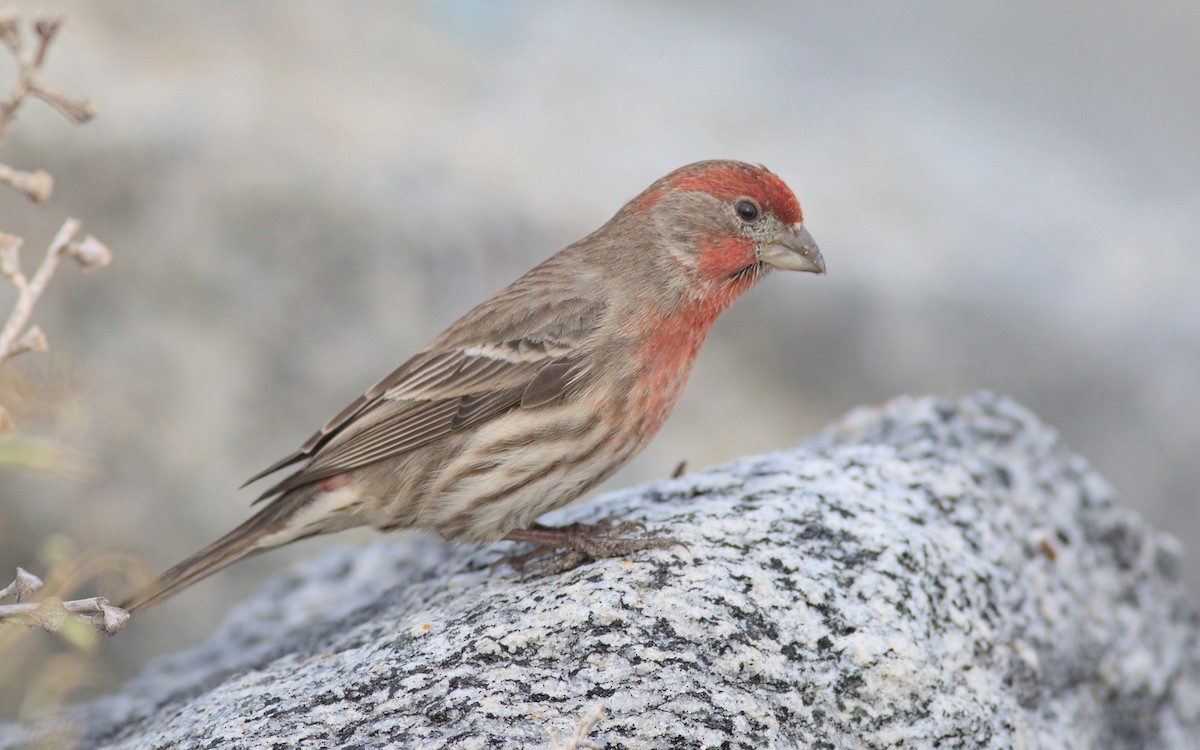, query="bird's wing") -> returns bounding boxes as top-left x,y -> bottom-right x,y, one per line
244,296 -> 606,500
